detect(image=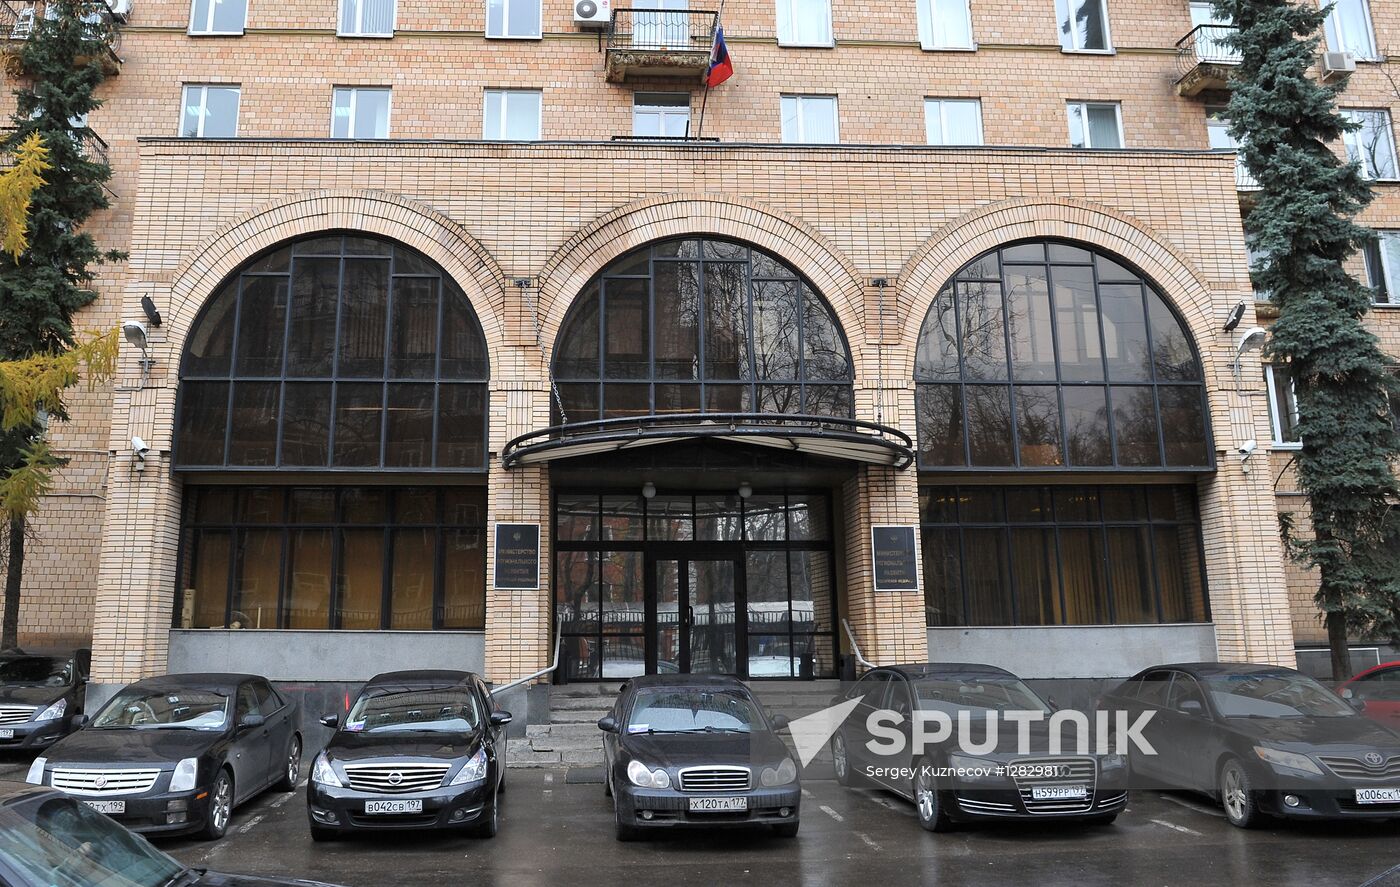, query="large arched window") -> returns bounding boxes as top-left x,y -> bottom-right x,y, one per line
175,233 -> 489,471
551,237 -> 854,423
914,240 -> 1212,470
